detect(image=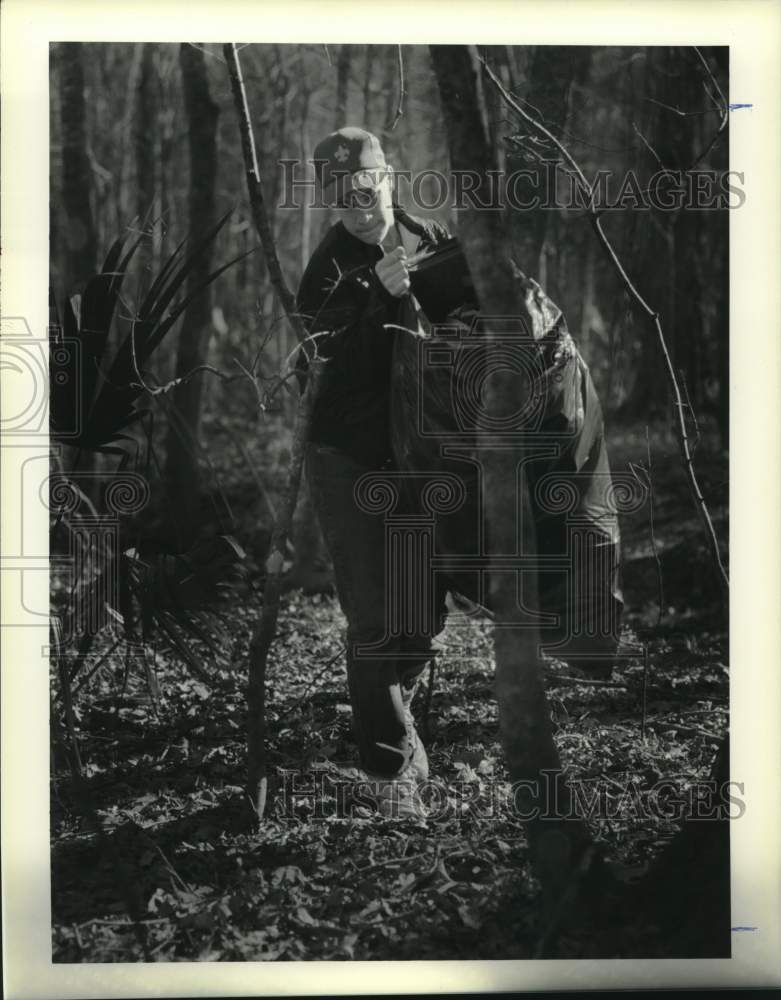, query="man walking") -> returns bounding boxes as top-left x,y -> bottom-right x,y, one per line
297,127 -> 447,819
